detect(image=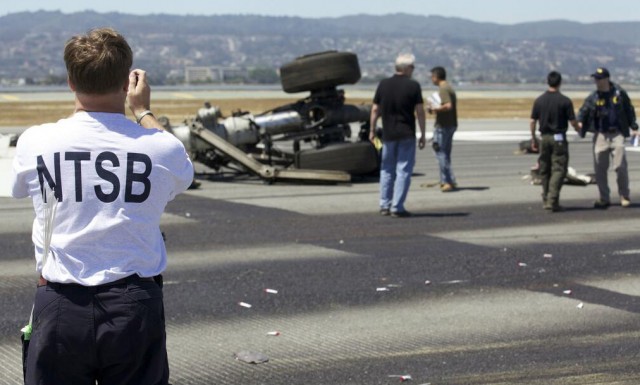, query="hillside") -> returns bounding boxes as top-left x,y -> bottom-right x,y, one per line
1,11 -> 639,85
